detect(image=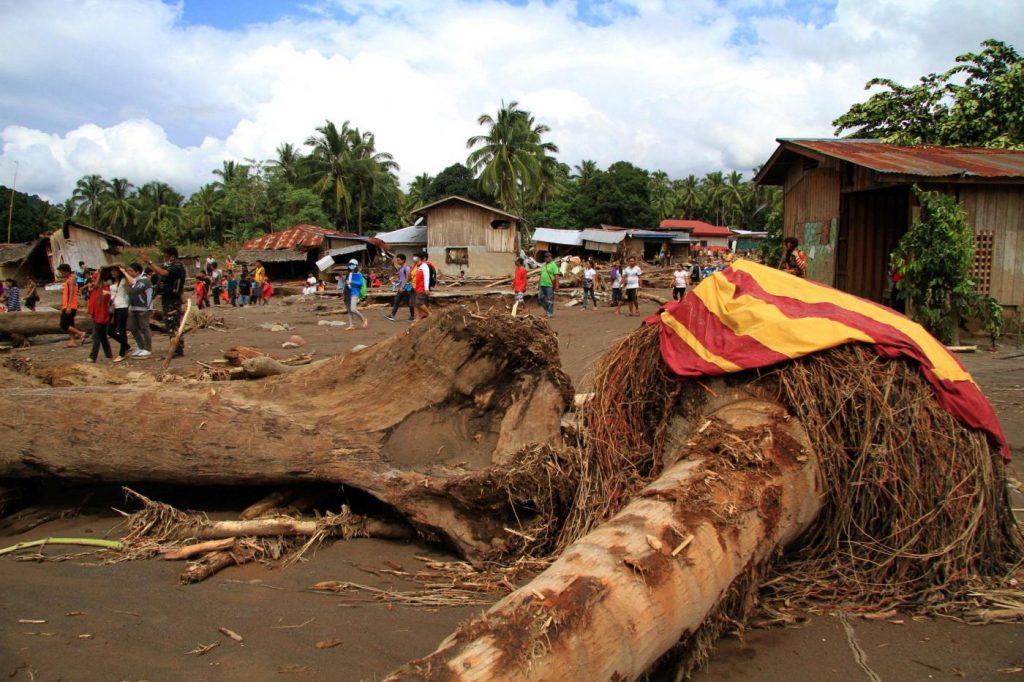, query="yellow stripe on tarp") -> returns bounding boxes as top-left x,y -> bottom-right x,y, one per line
659,310 -> 743,373
694,272 -> 877,359
727,260 -> 972,383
